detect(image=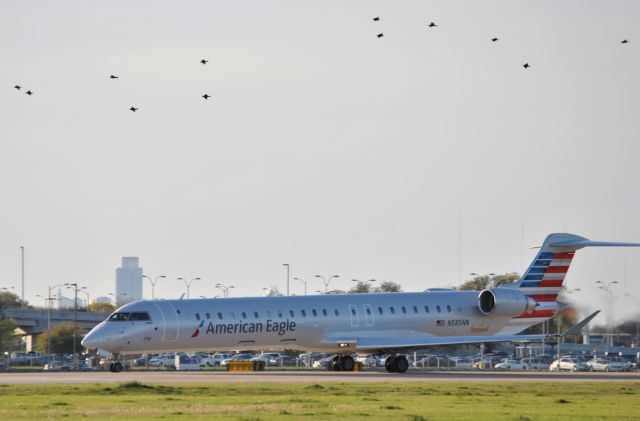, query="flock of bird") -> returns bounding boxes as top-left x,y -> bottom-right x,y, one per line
371,16 -> 630,70
12,59 -> 213,112
10,17 -> 632,110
